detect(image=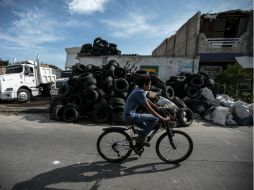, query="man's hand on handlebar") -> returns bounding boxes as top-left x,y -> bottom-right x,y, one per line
160,116 -> 170,123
